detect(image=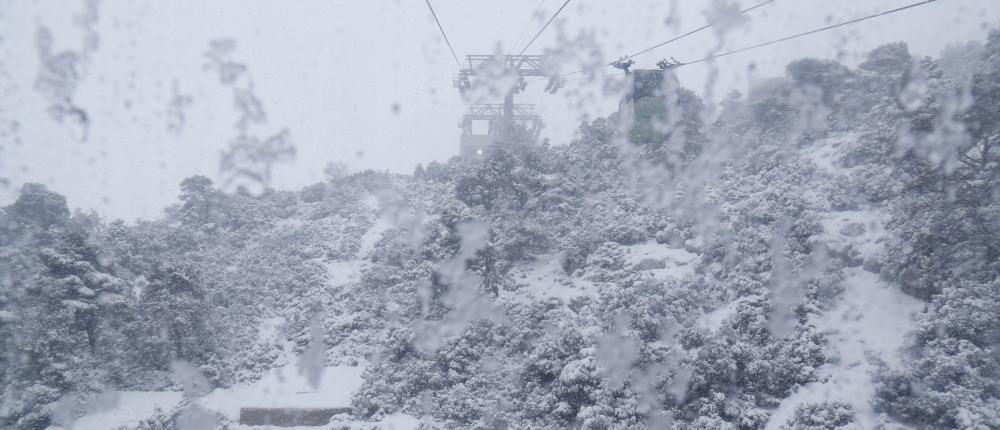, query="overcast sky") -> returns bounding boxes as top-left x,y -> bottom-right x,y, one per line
1,0 -> 998,221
